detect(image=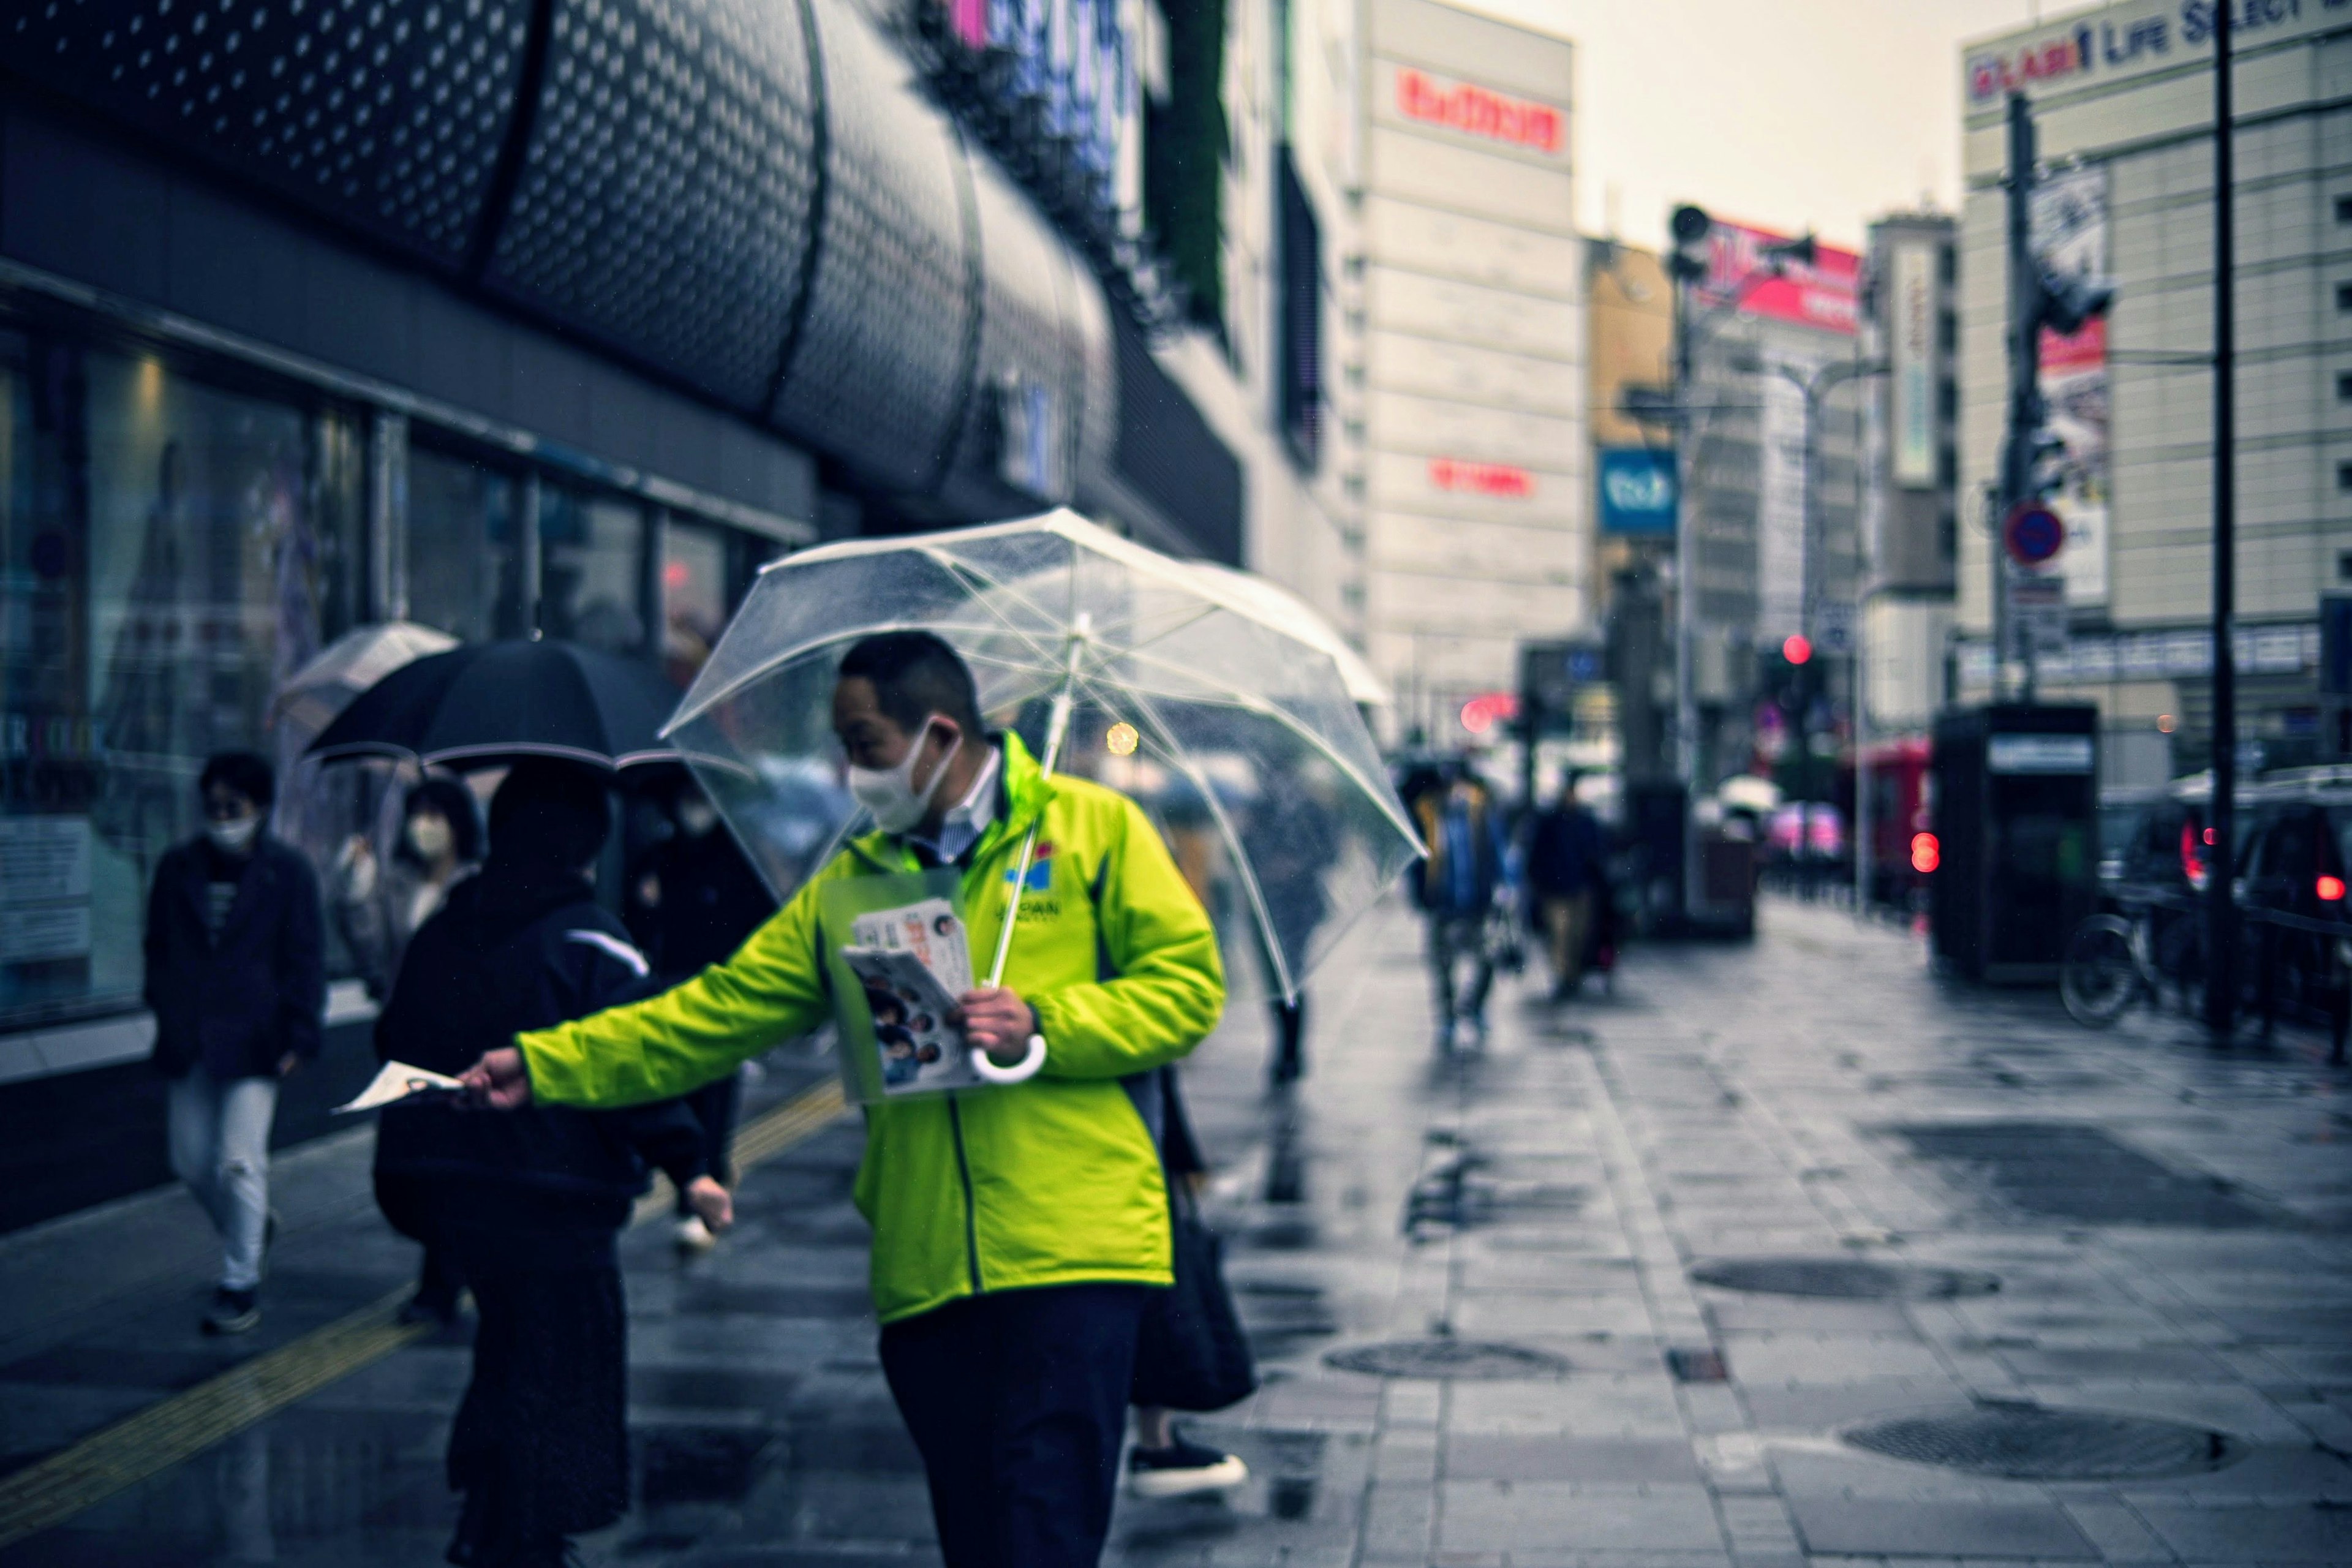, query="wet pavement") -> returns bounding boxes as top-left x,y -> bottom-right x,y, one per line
5,895 -> 2352,1565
